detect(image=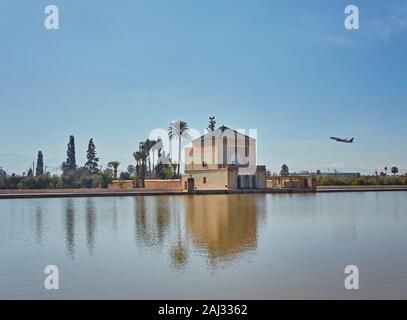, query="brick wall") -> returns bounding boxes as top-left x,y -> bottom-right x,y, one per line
144,179 -> 183,191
